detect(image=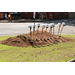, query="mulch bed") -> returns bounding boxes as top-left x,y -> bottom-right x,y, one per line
0,31 -> 73,47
